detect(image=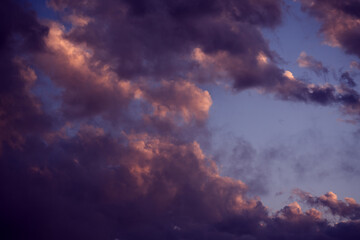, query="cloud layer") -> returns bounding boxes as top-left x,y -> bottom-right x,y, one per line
1,0 -> 360,239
